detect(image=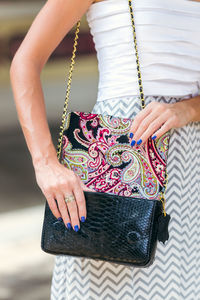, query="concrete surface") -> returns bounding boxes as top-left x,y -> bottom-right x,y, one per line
0,205 -> 54,300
